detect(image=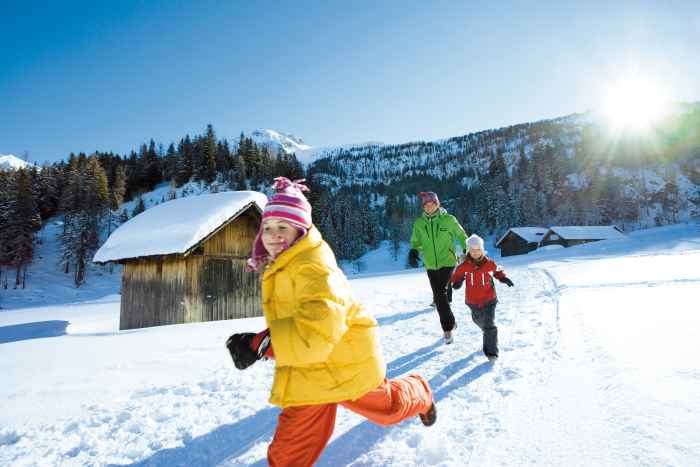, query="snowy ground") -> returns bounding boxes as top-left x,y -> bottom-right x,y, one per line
1,224 -> 700,466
